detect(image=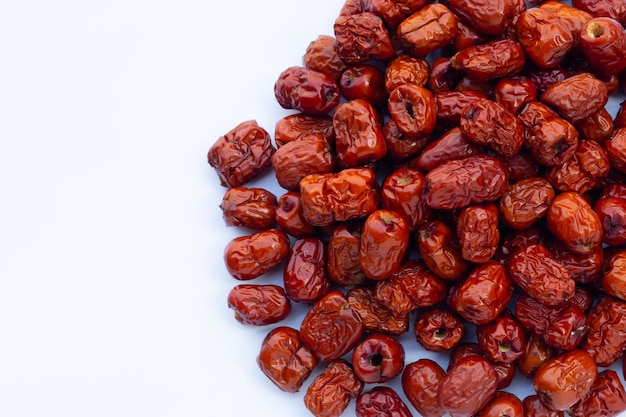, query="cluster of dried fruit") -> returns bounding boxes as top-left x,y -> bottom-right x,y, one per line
208,0 -> 626,416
